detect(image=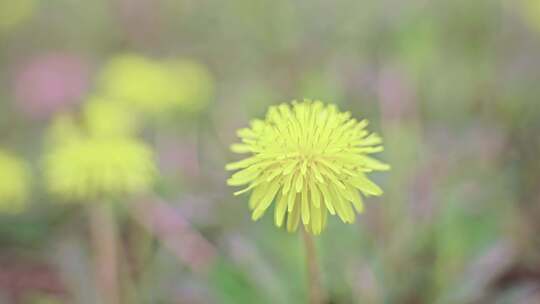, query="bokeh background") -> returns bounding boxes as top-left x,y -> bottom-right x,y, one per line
1,0 -> 540,303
